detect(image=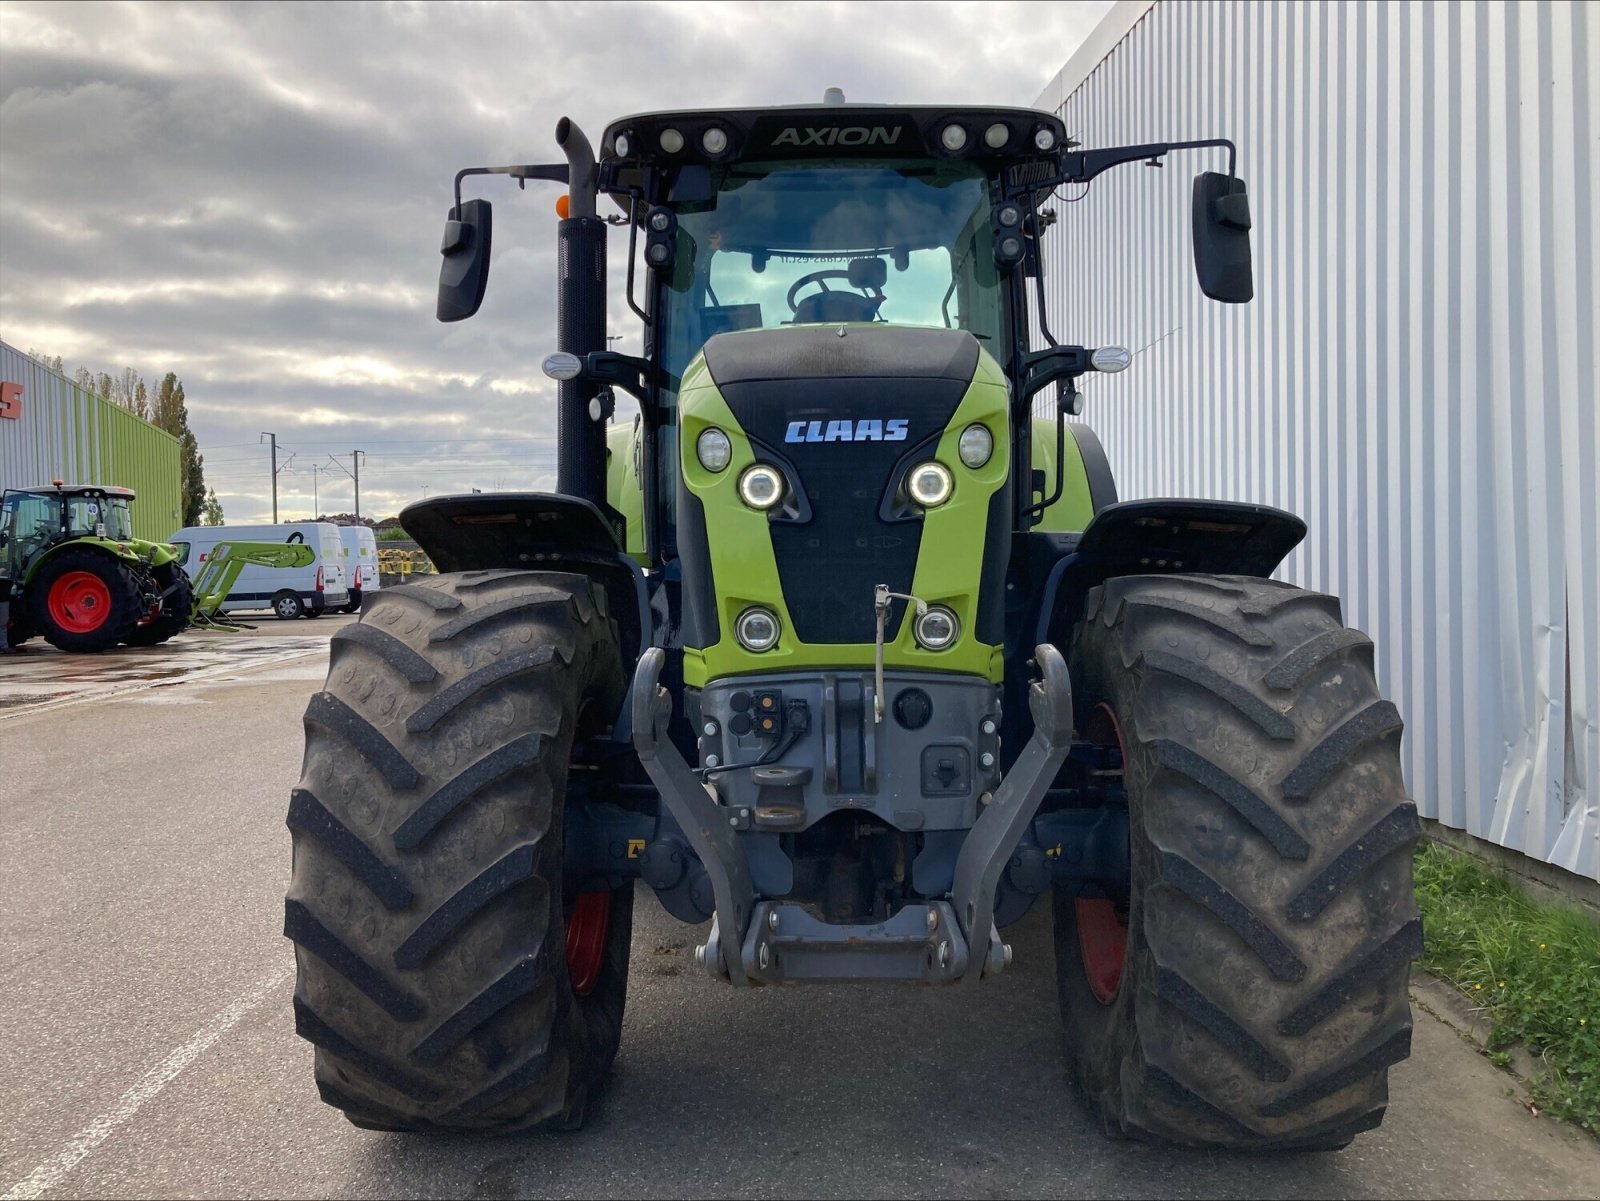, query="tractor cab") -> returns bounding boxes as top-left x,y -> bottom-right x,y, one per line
0,483 -> 137,582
